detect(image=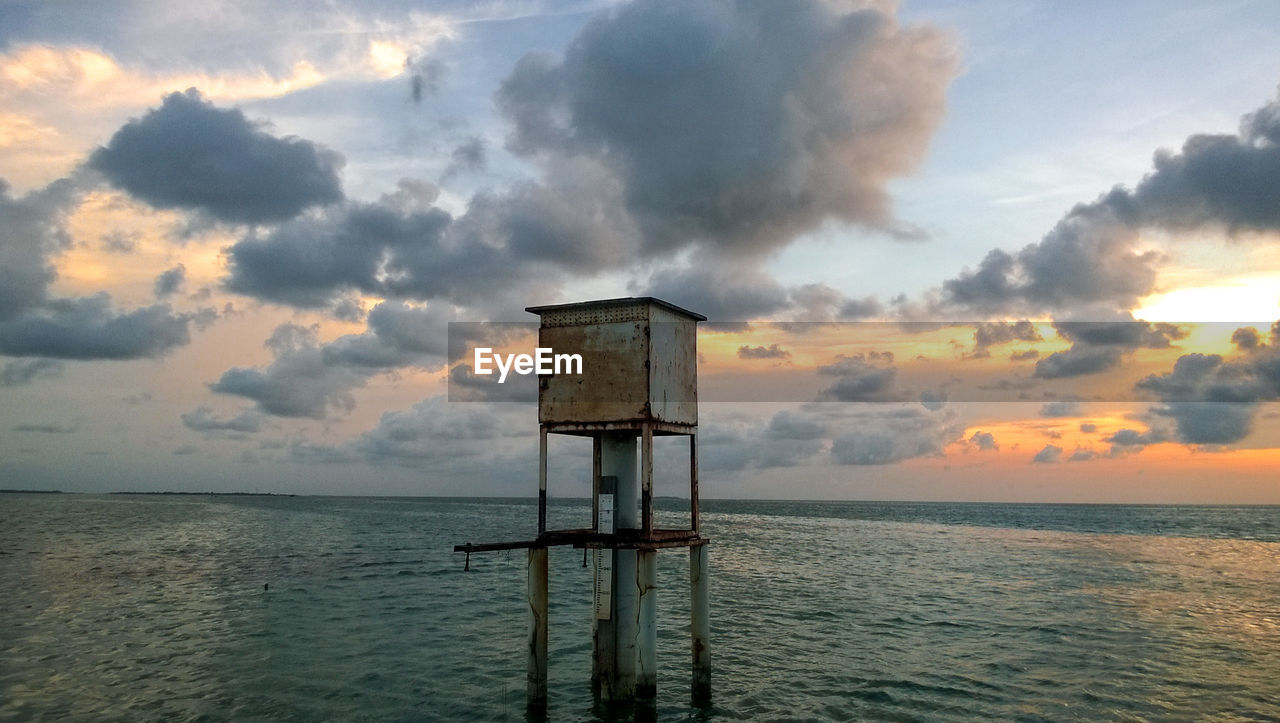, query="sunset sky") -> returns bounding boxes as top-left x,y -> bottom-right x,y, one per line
2,0 -> 1279,501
